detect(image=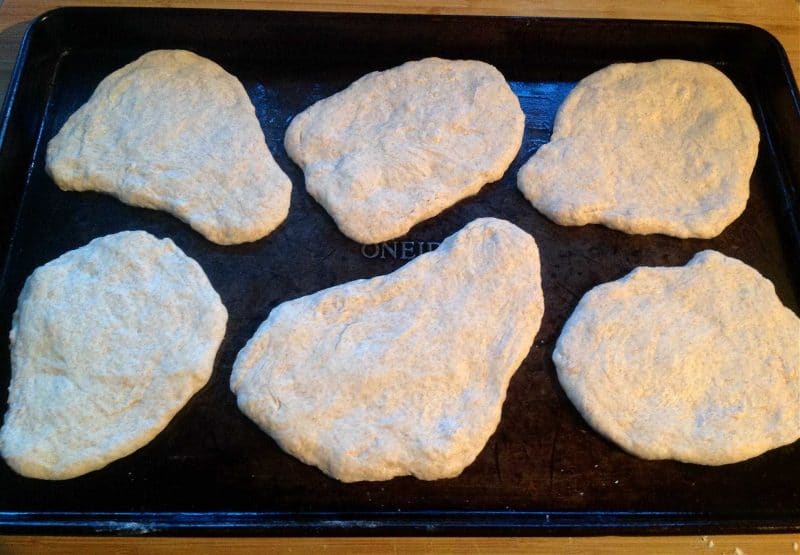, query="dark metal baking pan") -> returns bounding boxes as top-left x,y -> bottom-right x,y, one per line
0,7 -> 797,536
